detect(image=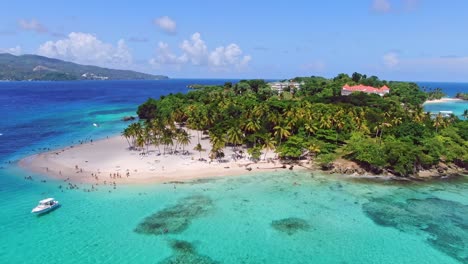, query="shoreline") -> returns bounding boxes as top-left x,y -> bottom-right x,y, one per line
423,97 -> 464,104
18,131 -> 306,185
